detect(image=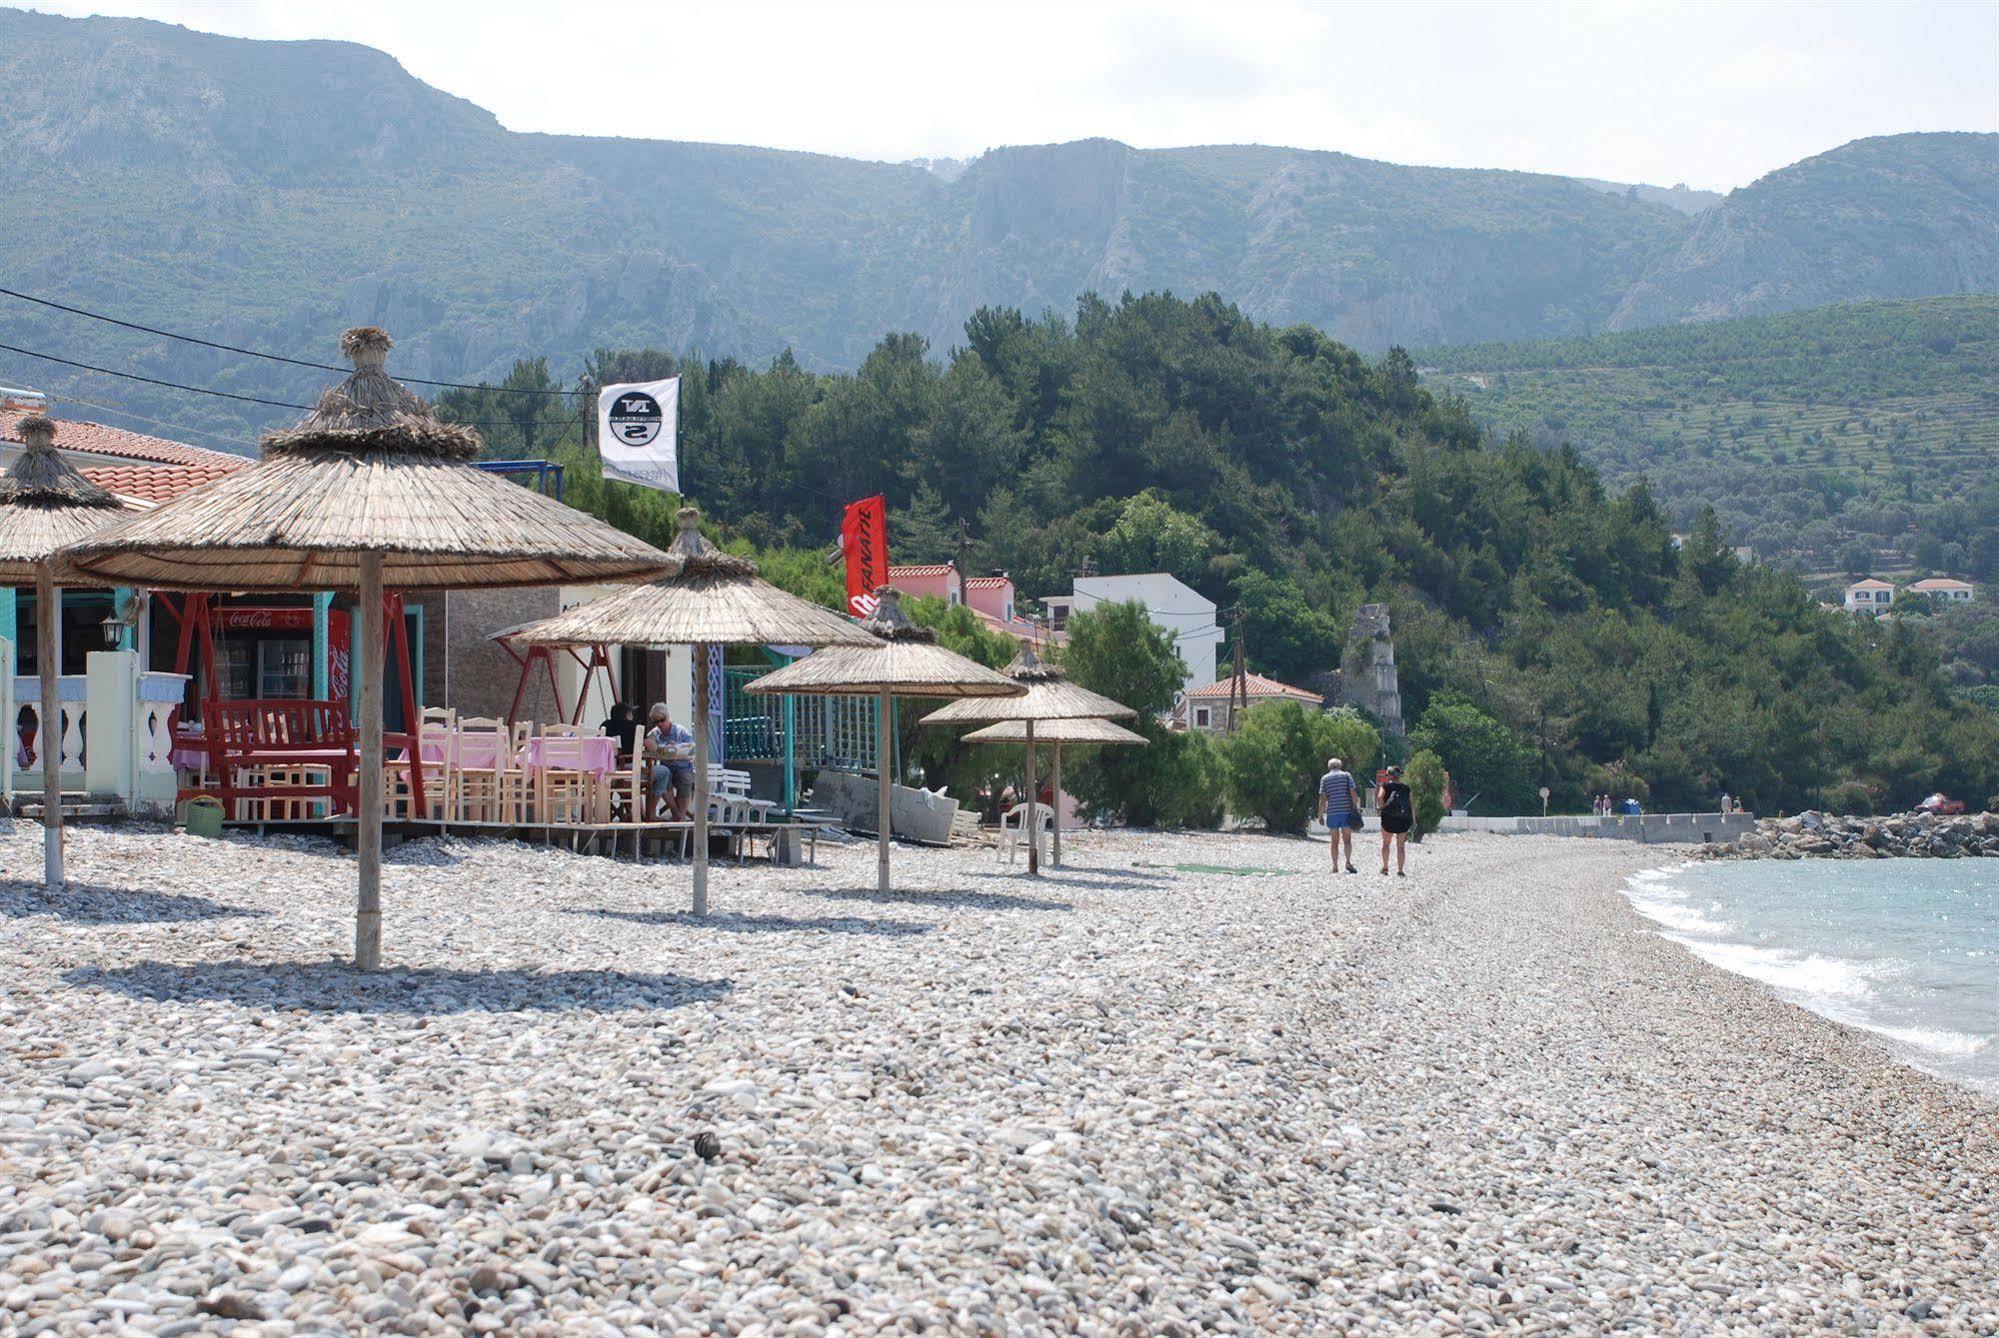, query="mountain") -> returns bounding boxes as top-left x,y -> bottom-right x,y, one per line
1420,296 -> 1999,579
1610,134 -> 1999,330
0,8 -> 1992,454
1569,177 -> 1724,215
